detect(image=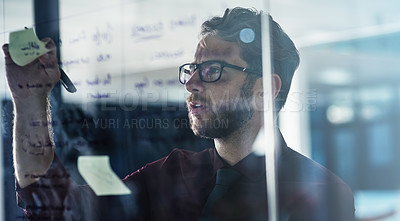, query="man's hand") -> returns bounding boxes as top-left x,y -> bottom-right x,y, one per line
3,38 -> 60,188
3,38 -> 60,108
